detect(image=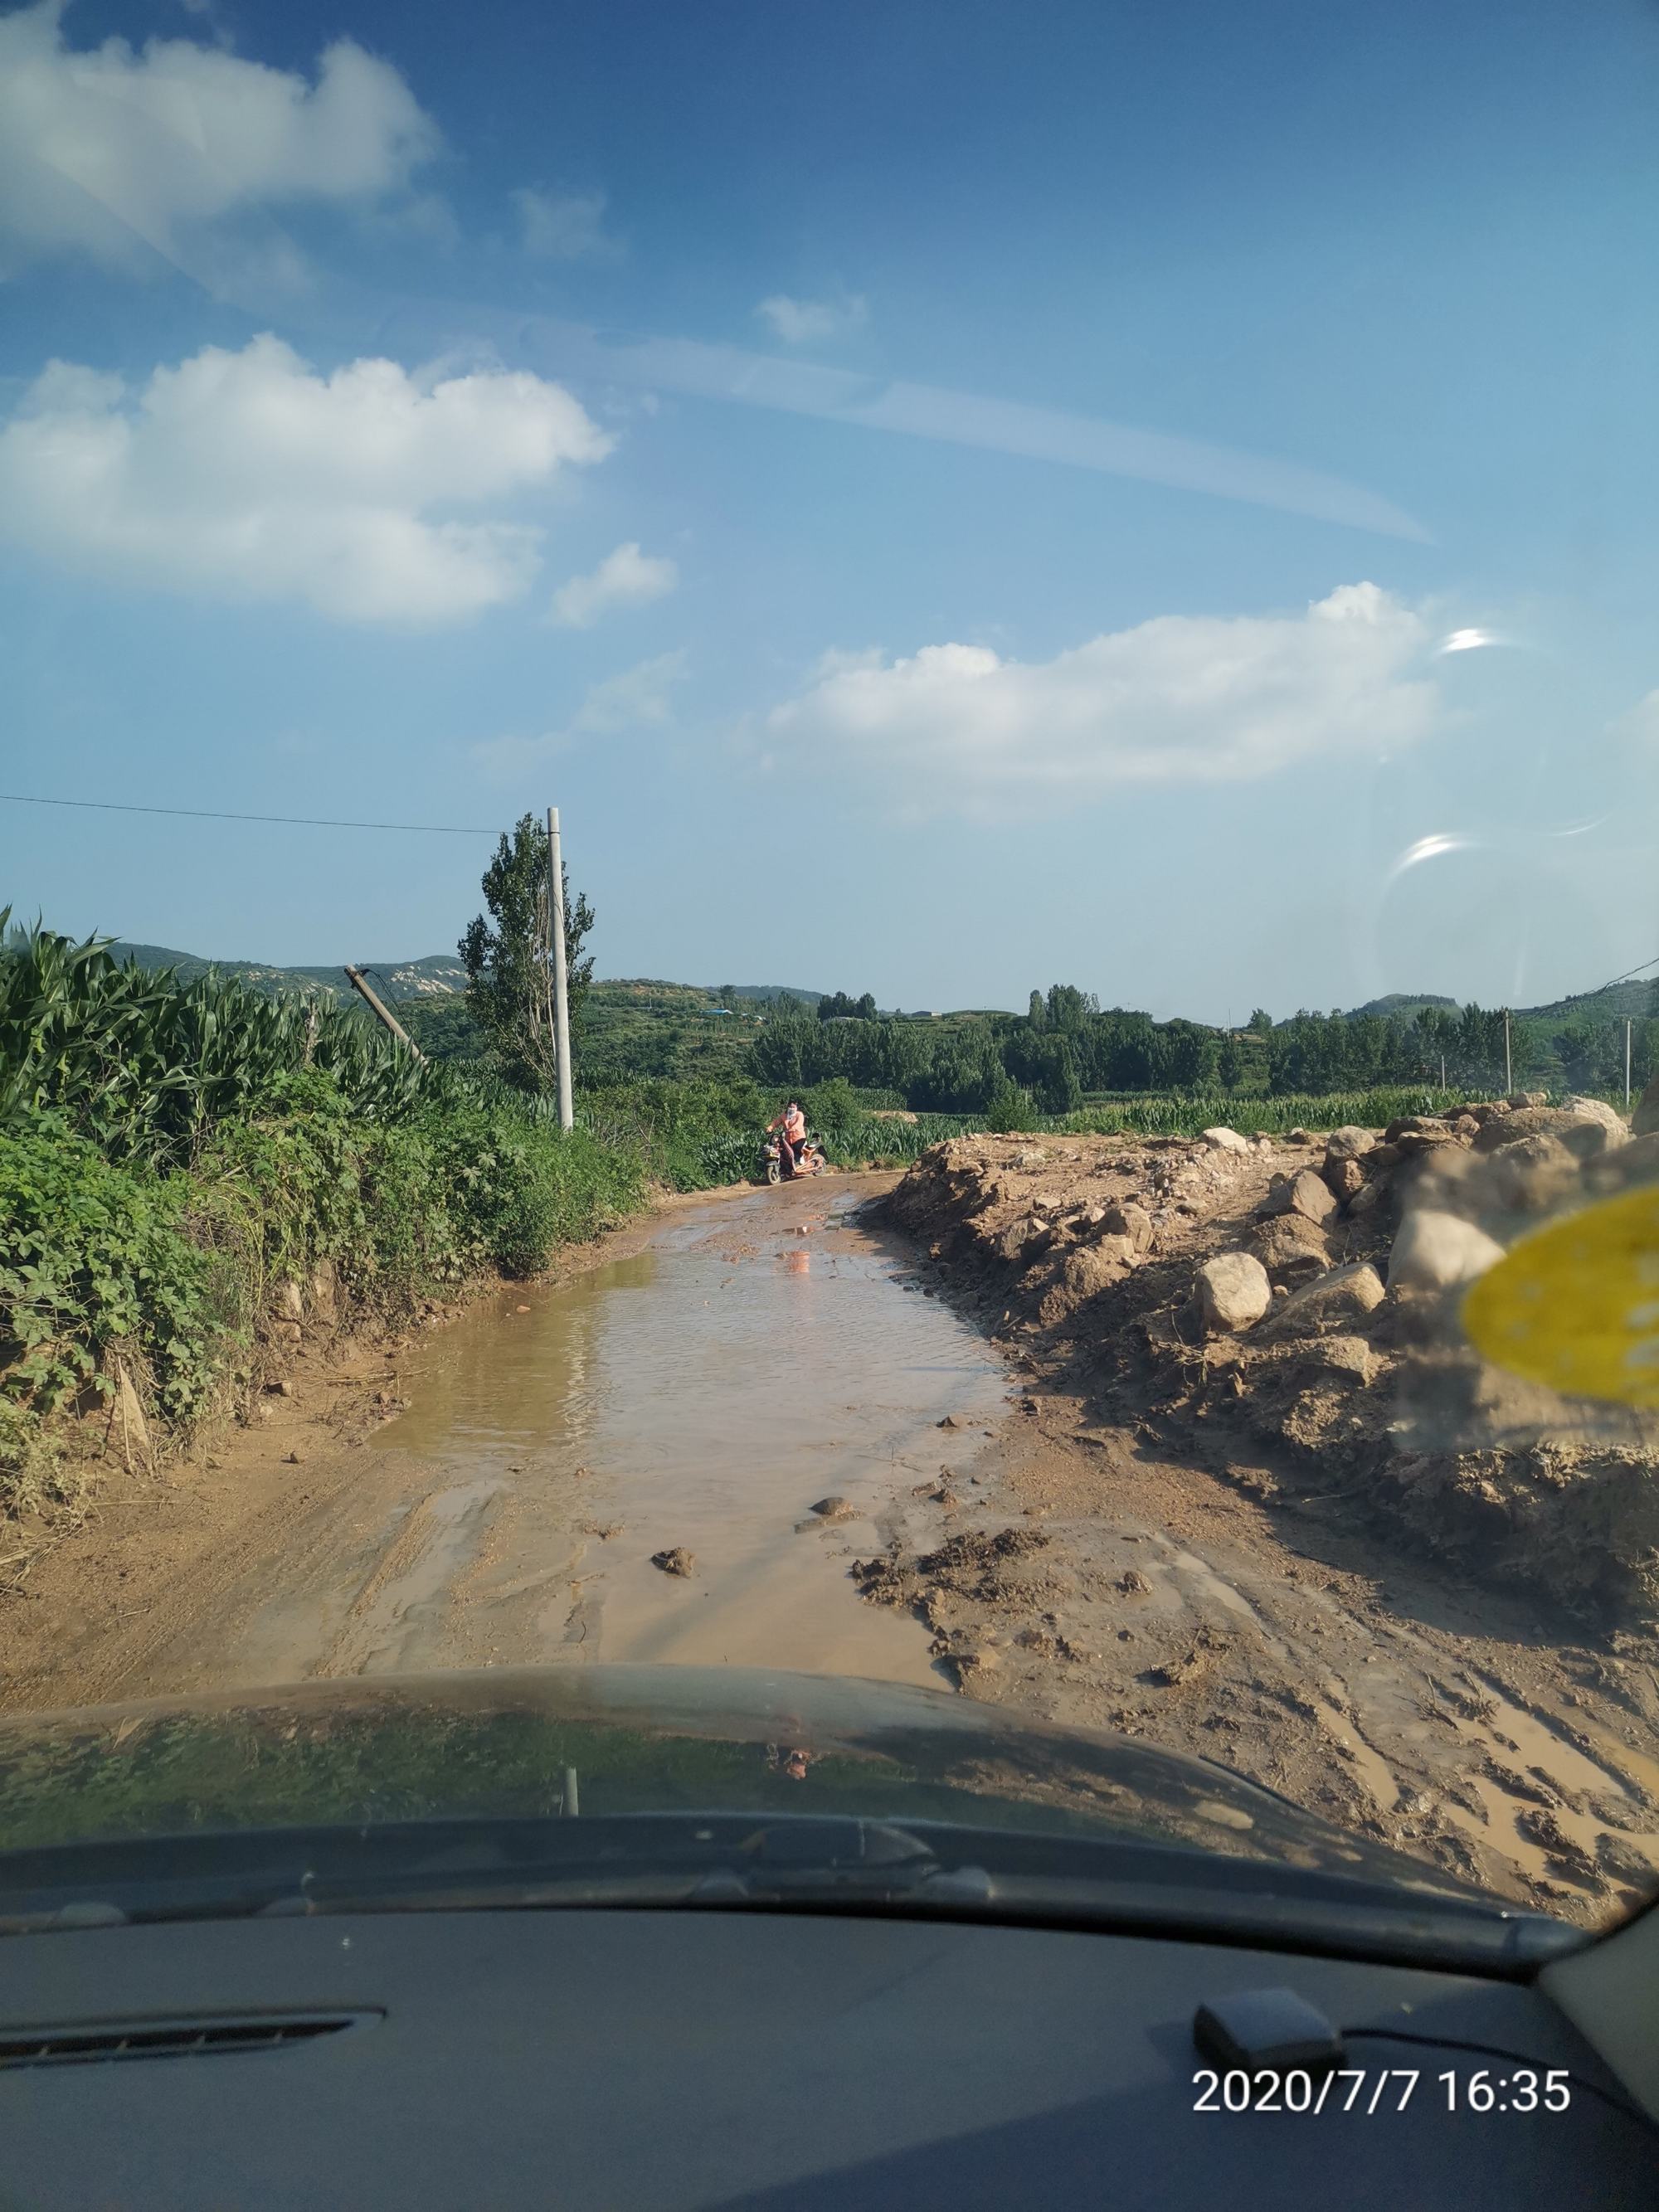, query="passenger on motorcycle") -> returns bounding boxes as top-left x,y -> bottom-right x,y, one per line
766,1100 -> 809,1174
